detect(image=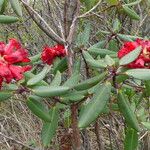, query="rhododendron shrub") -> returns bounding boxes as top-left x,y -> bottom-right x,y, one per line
0,1 -> 150,150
